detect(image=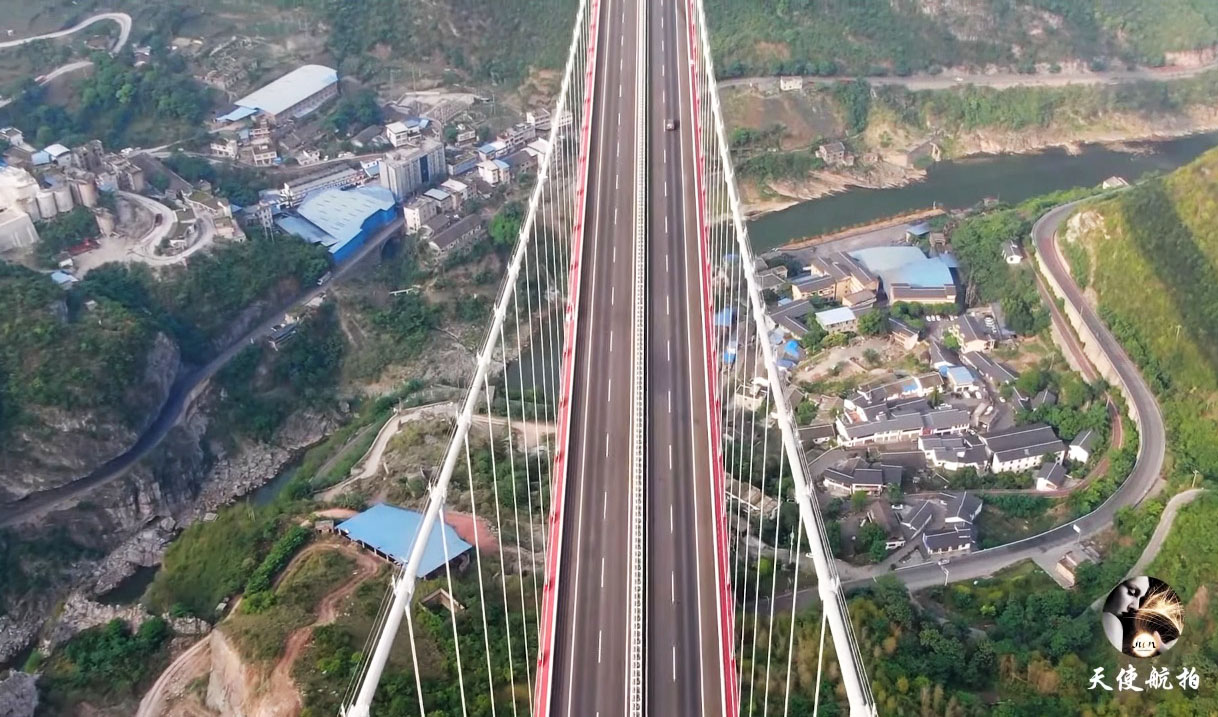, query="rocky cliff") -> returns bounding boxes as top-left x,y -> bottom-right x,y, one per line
0,331 -> 181,502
